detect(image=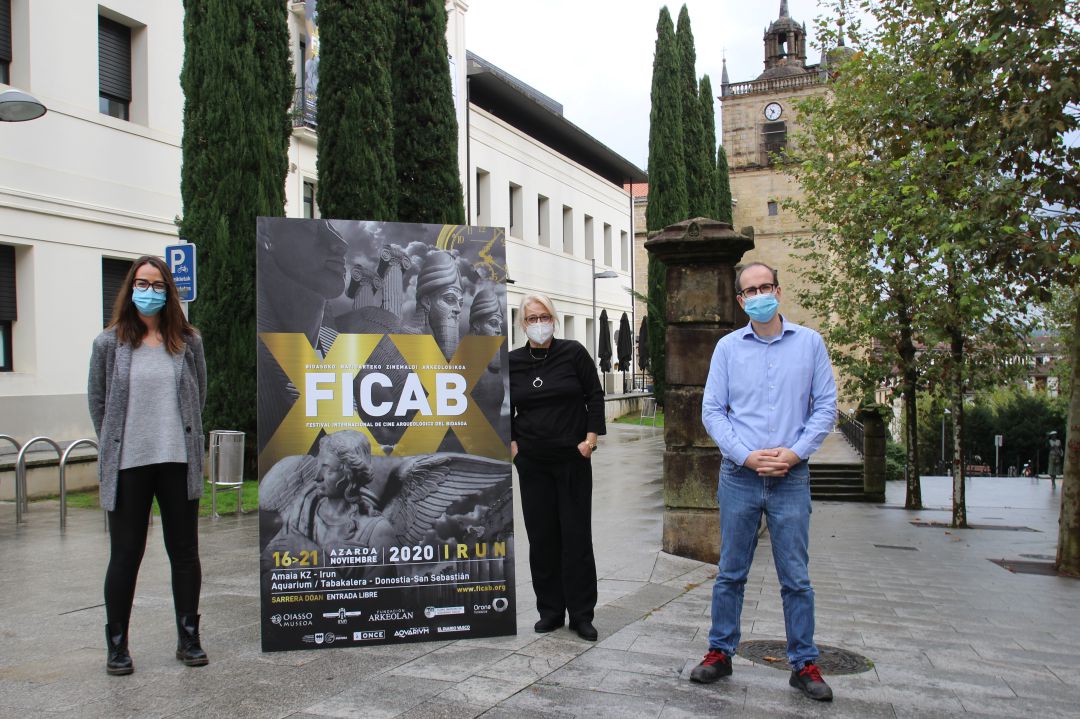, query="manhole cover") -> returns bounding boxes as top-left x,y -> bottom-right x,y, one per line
736,640 -> 873,675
